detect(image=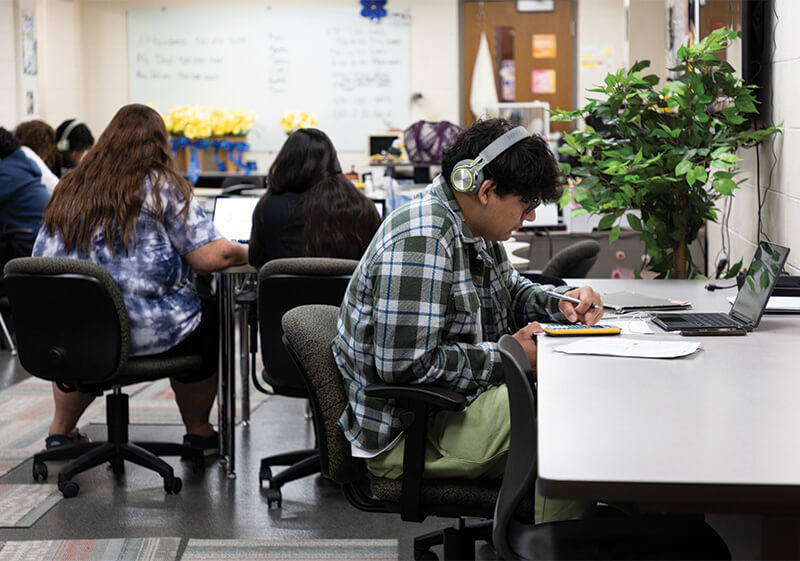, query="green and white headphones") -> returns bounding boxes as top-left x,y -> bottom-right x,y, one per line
449,126 -> 530,193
